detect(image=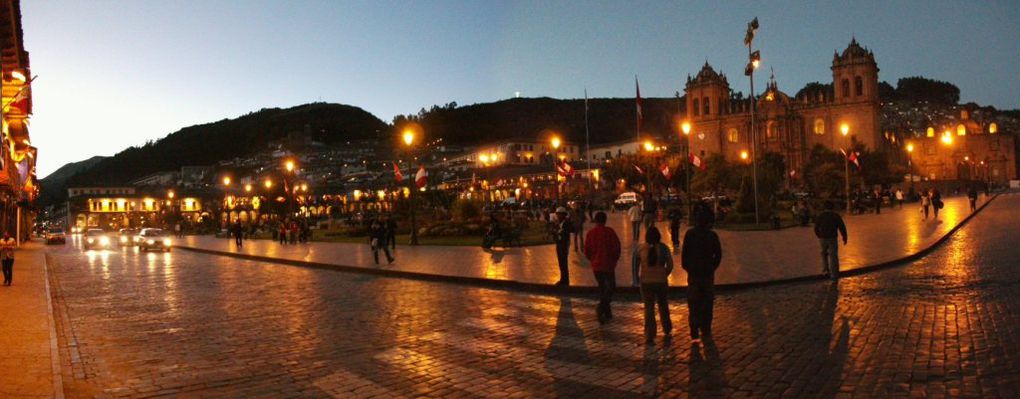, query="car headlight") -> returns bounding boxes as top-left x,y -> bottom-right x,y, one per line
134,237 -> 141,242
147,240 -> 155,245
87,238 -> 94,244
99,237 -> 110,245
120,236 -> 128,243
162,239 -> 172,246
